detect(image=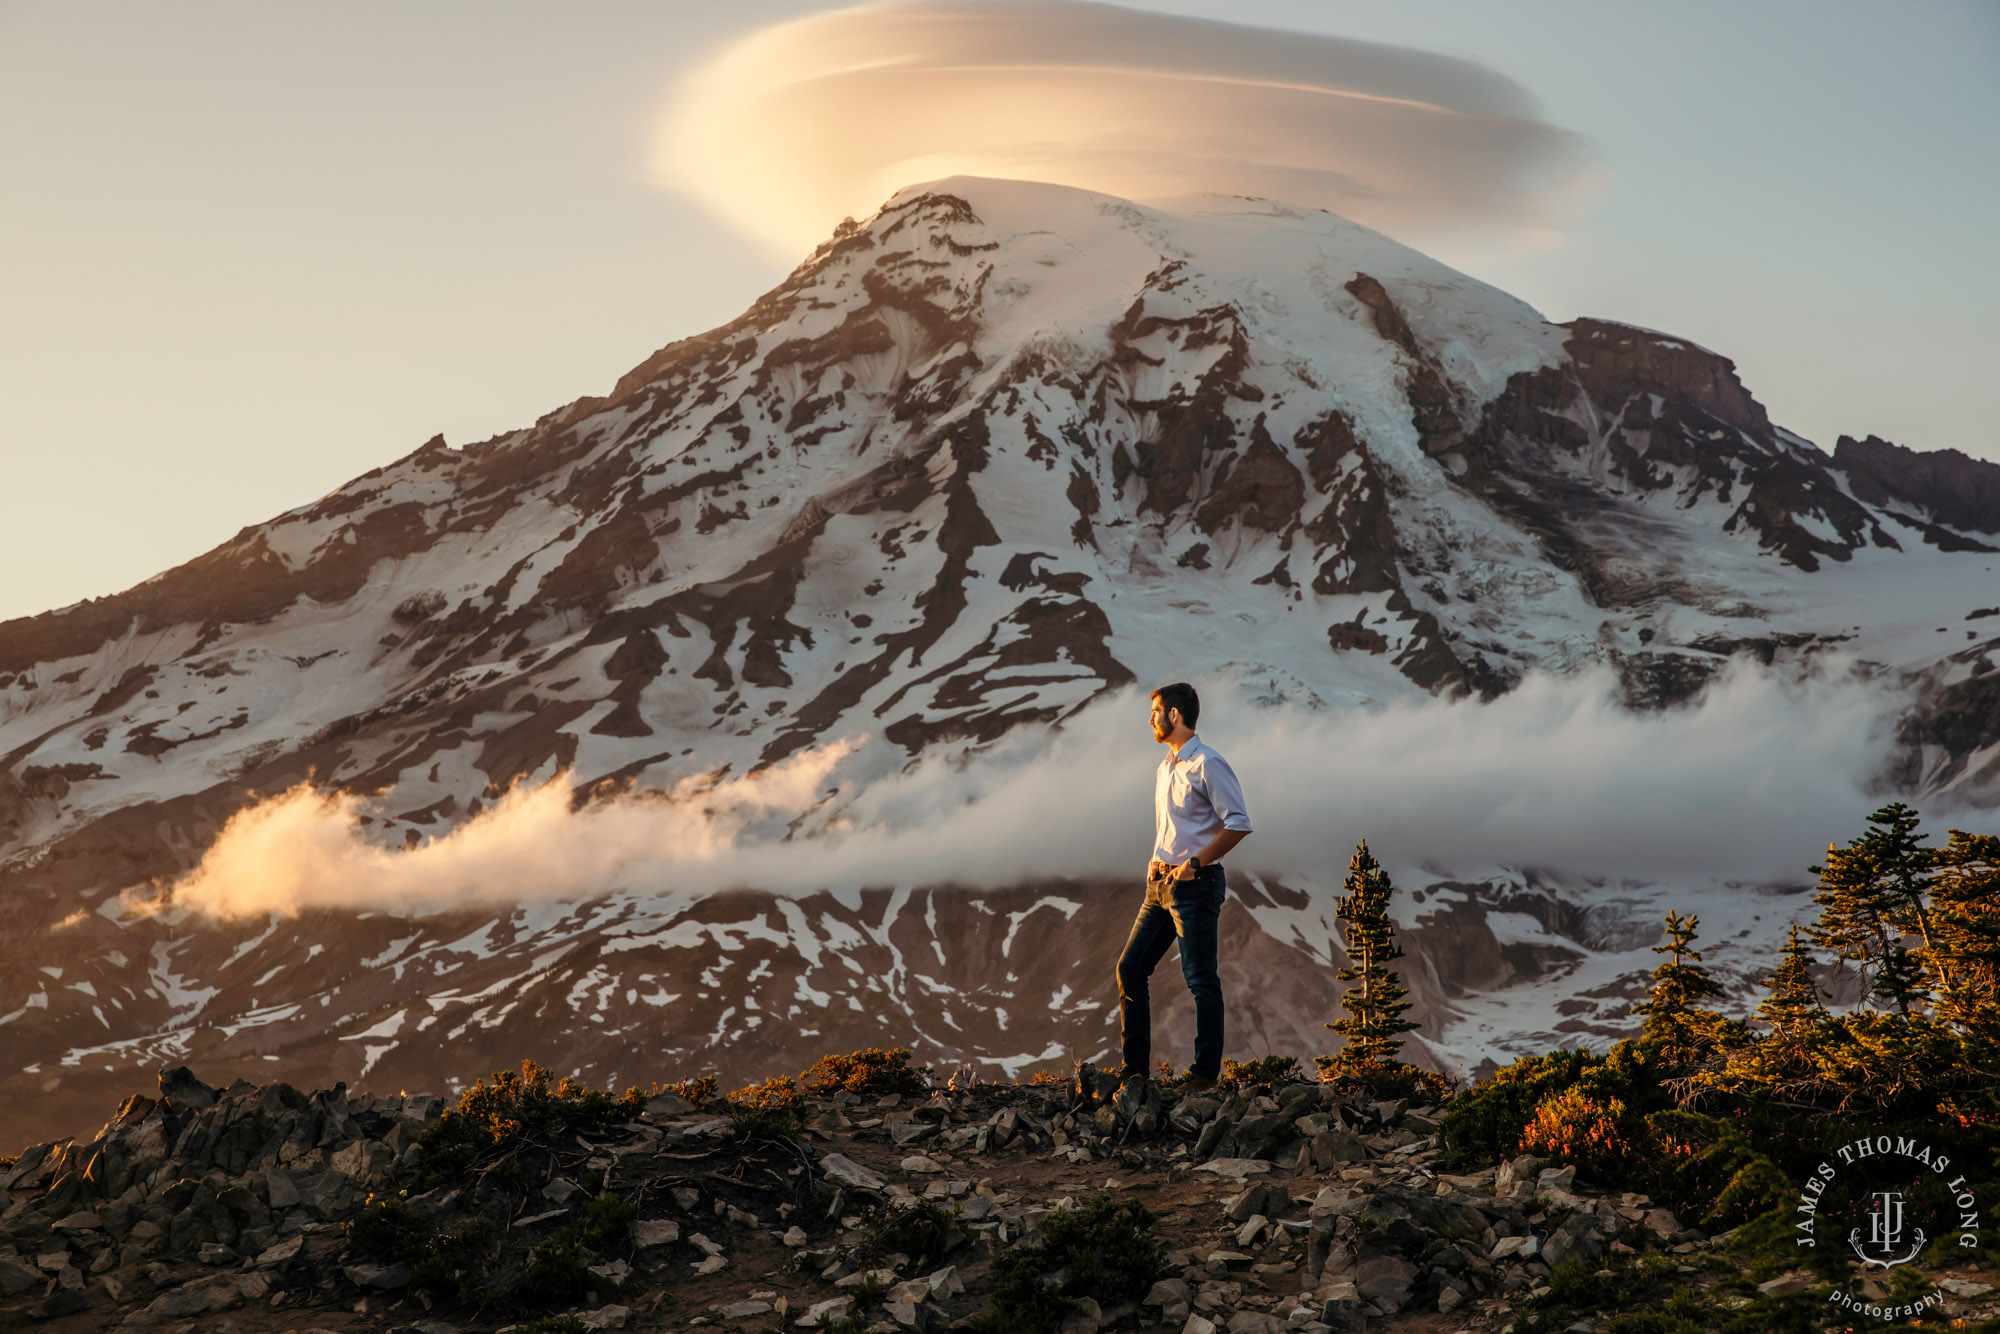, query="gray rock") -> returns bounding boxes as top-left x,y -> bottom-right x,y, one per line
1145,1277 -> 1192,1321
157,1067 -> 217,1113
343,1260 -> 413,1289
797,1297 -> 853,1327
1225,1315 -> 1285,1334
123,1272 -> 249,1324
1536,1164 -> 1577,1193
820,1152 -> 887,1192
255,1234 -> 304,1267
1312,1130 -> 1368,1168
0,1256 -> 40,1296
1354,1256 -> 1417,1312
266,1170 -> 302,1209
1193,1114 -> 1236,1161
